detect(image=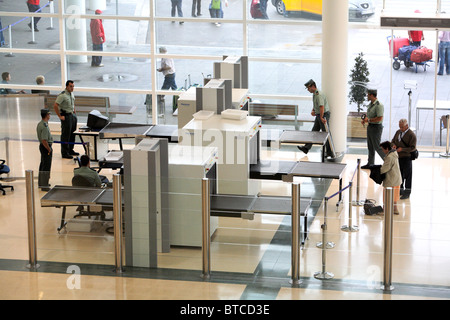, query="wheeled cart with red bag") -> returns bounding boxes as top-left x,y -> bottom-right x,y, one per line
387,36 -> 434,73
